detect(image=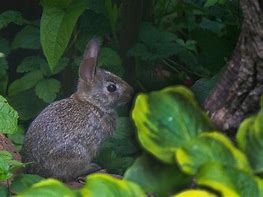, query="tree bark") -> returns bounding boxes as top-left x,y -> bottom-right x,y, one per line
204,0 -> 263,131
